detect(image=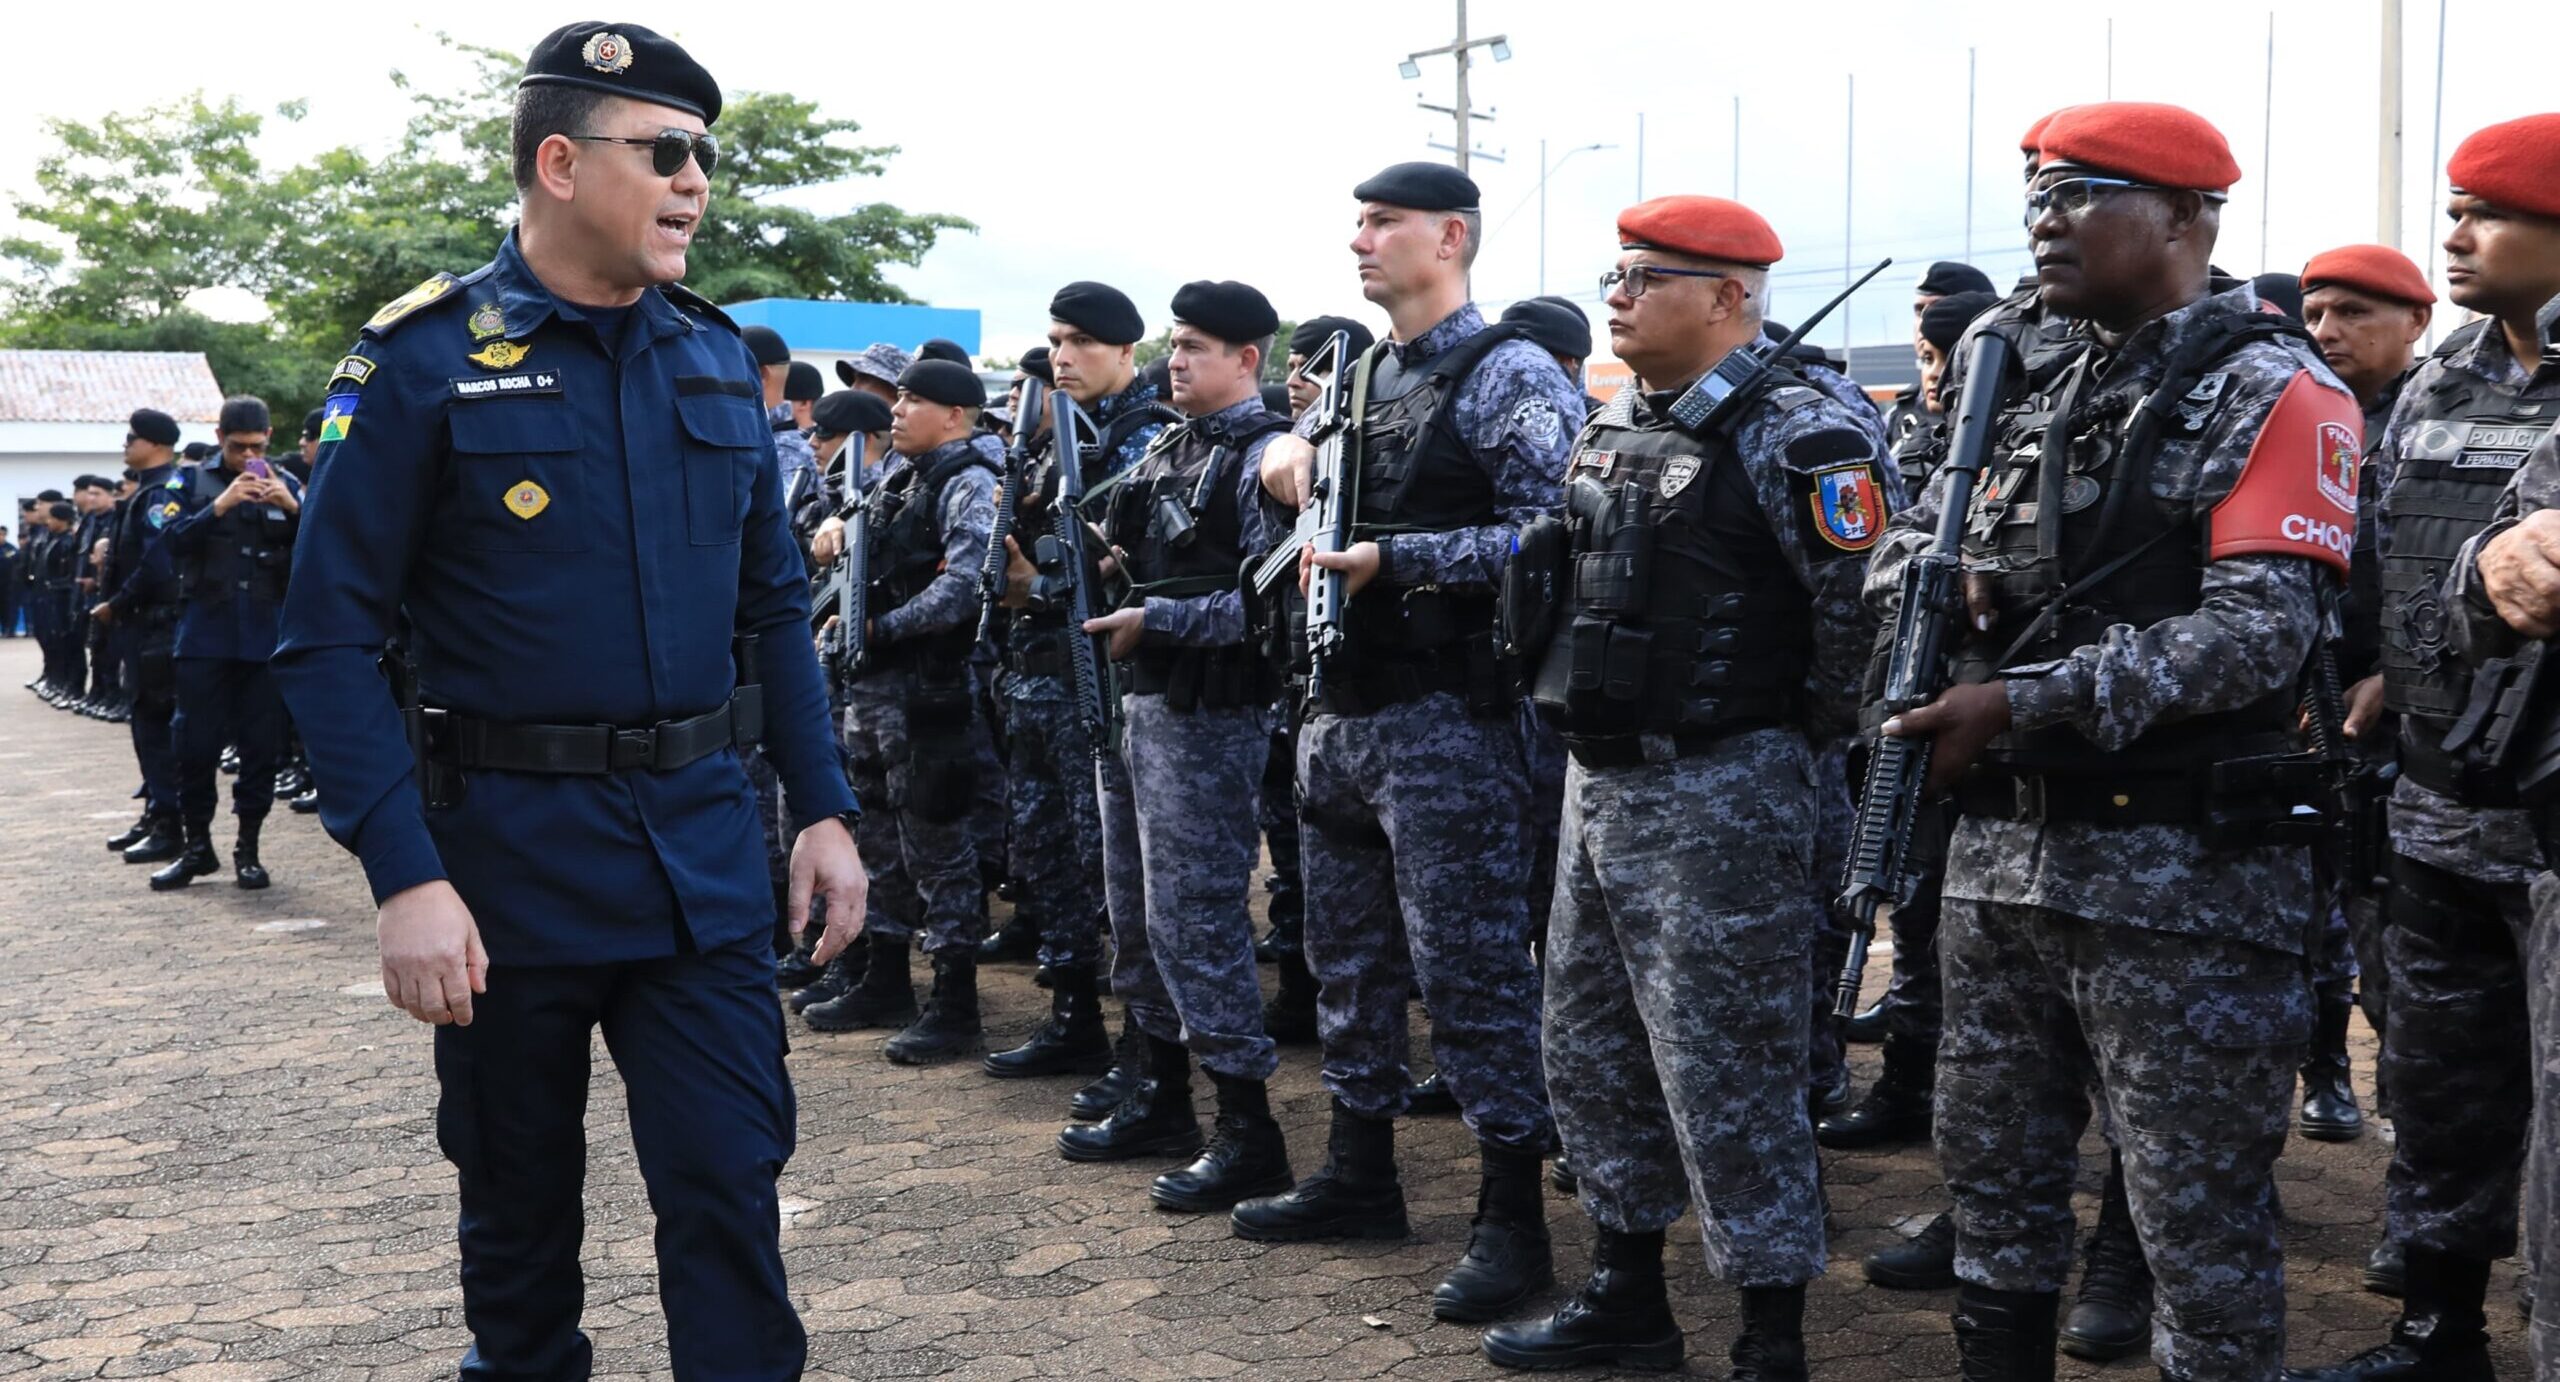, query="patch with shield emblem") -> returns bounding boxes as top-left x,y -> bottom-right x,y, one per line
1660,455 -> 1701,499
